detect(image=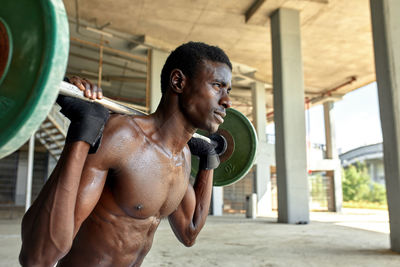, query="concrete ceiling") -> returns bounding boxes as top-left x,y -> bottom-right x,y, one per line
62,0 -> 376,118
